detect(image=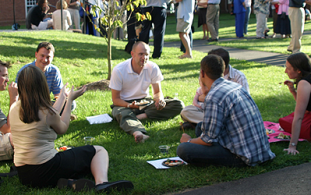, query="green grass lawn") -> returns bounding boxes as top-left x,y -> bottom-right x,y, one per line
0,20 -> 311,195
